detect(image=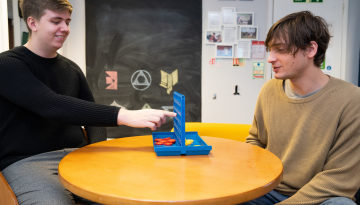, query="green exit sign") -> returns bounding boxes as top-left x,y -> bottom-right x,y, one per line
310,0 -> 323,2
293,0 -> 306,2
